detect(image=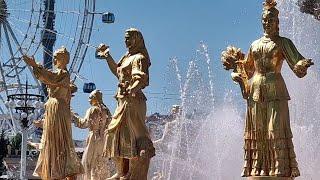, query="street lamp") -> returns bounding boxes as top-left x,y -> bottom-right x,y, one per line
5,80 -> 44,180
